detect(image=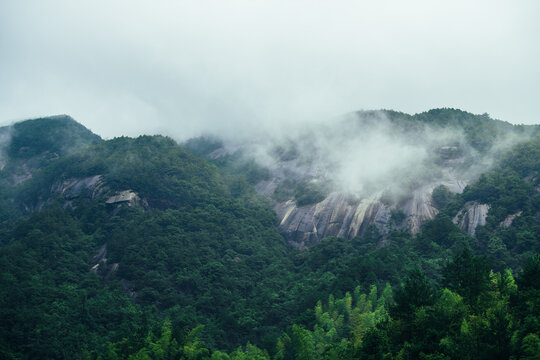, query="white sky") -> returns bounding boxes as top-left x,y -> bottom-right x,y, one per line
1,0 -> 539,139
